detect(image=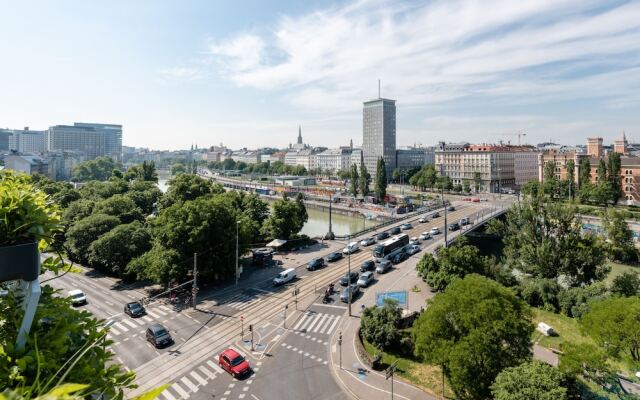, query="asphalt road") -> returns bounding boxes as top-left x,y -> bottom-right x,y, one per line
42,199 -> 506,399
